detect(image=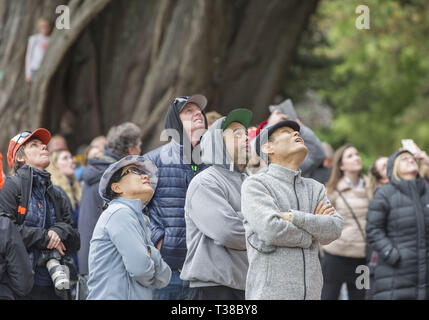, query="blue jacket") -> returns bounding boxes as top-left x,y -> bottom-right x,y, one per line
87,197 -> 171,300
144,140 -> 207,270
